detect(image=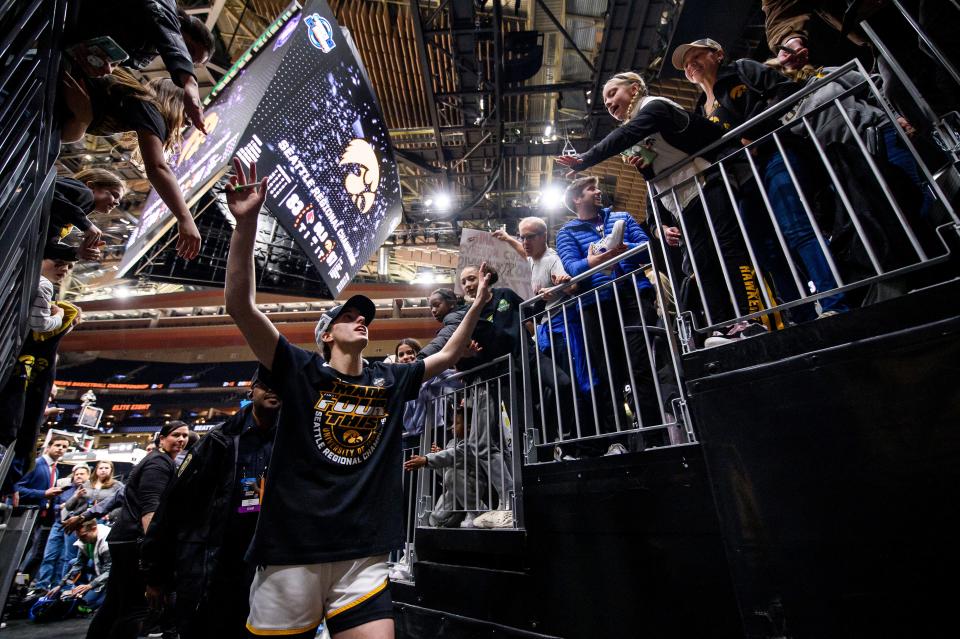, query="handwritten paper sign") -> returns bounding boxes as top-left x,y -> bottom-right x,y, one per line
455,228 -> 533,299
